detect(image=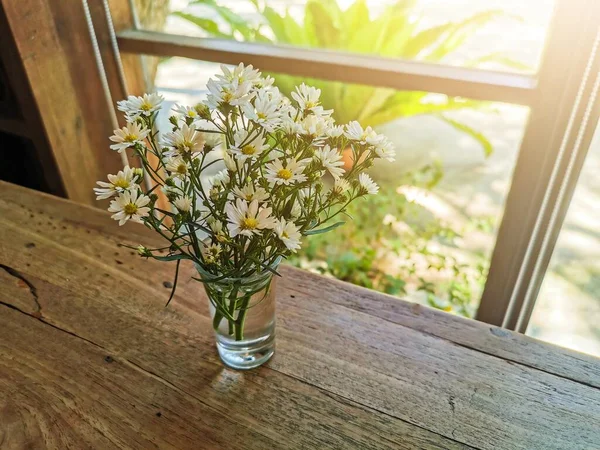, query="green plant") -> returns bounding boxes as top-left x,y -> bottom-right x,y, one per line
173,0 -> 527,154
288,162 -> 490,318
